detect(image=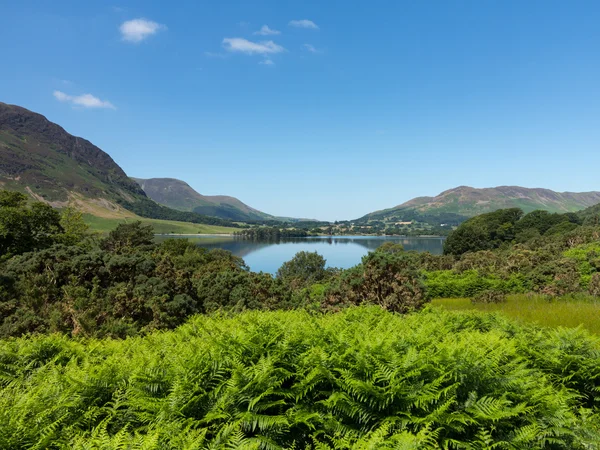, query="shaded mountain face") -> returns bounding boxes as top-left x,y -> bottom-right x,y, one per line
133,177 -> 275,222
361,186 -> 600,222
0,102 -> 146,205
